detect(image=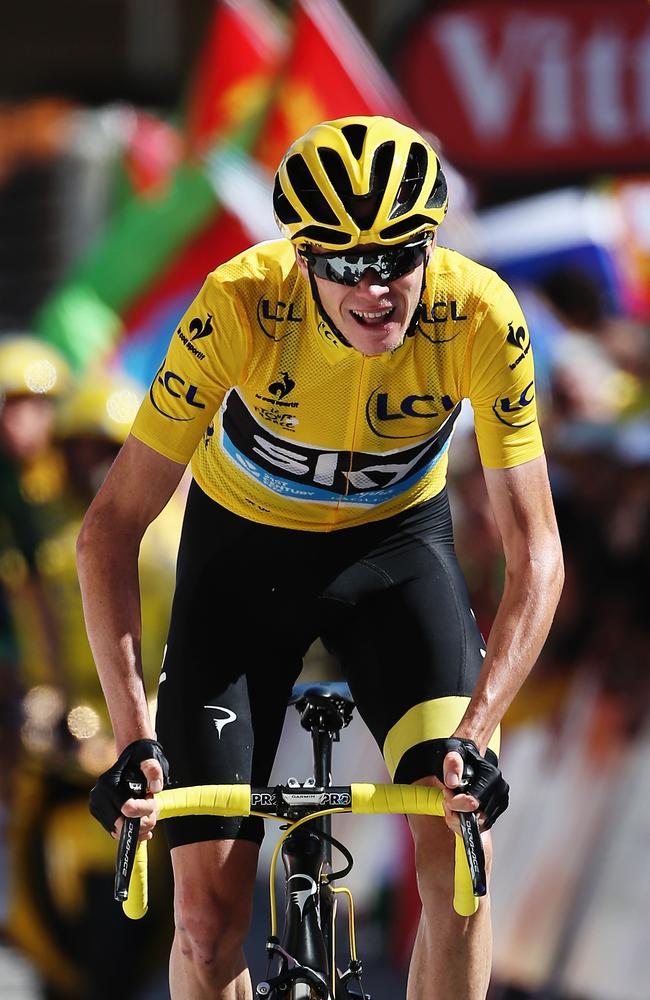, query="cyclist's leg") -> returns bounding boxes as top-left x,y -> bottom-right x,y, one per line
156,485 -> 317,999
169,839 -> 260,1000
319,490 -> 495,1000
